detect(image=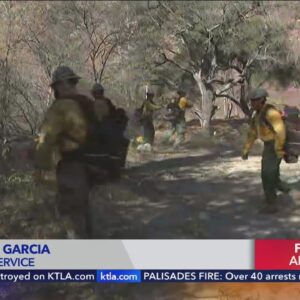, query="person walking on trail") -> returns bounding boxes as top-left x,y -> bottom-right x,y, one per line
163,90 -> 192,149
35,67 -> 124,238
92,82 -> 116,121
91,82 -> 129,168
139,91 -> 161,148
34,66 -> 93,238
241,88 -> 290,214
